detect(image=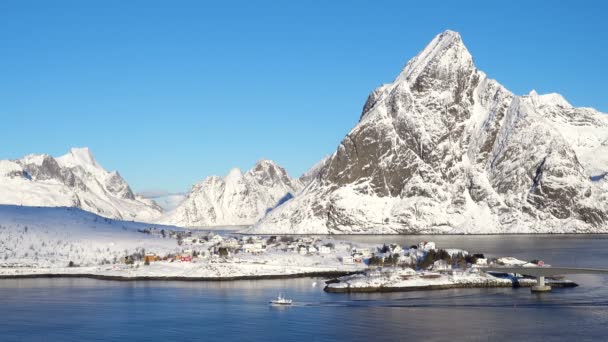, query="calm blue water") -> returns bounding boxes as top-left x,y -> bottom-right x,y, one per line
1,235 -> 608,341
